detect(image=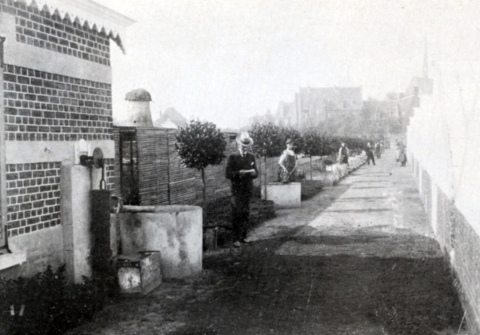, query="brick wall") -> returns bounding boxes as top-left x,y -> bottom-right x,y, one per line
435,186 -> 480,334
0,0 -> 110,66
5,162 -> 61,237
0,0 -> 115,241
103,158 -> 115,192
450,208 -> 480,334
4,159 -> 114,238
3,64 -> 112,141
